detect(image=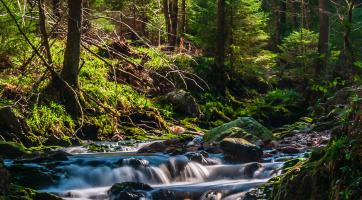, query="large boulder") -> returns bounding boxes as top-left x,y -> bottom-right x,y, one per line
164,90 -> 201,117
220,138 -> 263,163
0,106 -> 37,146
0,159 -> 9,195
204,117 -> 273,143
